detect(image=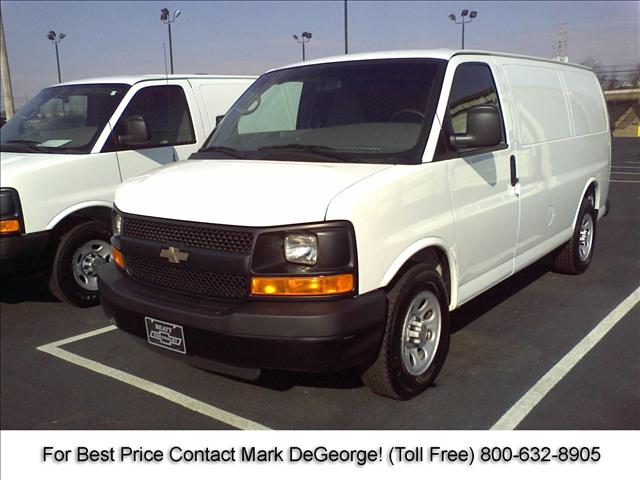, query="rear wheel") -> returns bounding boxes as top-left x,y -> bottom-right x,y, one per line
553,194 -> 597,274
362,263 -> 450,400
49,221 -> 112,307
